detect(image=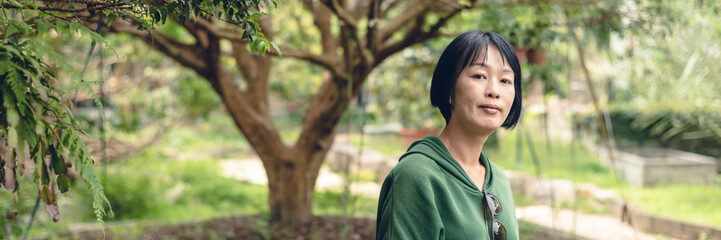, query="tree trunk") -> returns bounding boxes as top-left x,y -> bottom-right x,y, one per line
264,151 -> 322,225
